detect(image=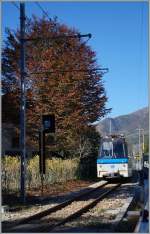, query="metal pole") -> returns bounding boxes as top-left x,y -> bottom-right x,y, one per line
40,115 -> 44,196
41,132 -> 44,196
142,129 -> 145,153
138,128 -> 141,171
142,129 -> 144,170
109,118 -> 112,135
20,2 -> 26,203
